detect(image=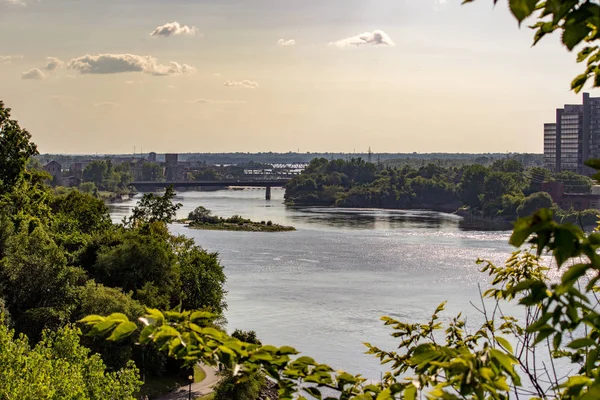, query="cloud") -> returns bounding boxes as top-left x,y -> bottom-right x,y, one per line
150,22 -> 198,37
67,53 -> 196,76
21,68 -> 45,80
42,57 -> 64,71
0,55 -> 23,63
193,99 -> 246,104
329,30 -> 395,48
224,80 -> 259,89
277,39 -> 296,47
433,0 -> 448,11
4,0 -> 26,7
